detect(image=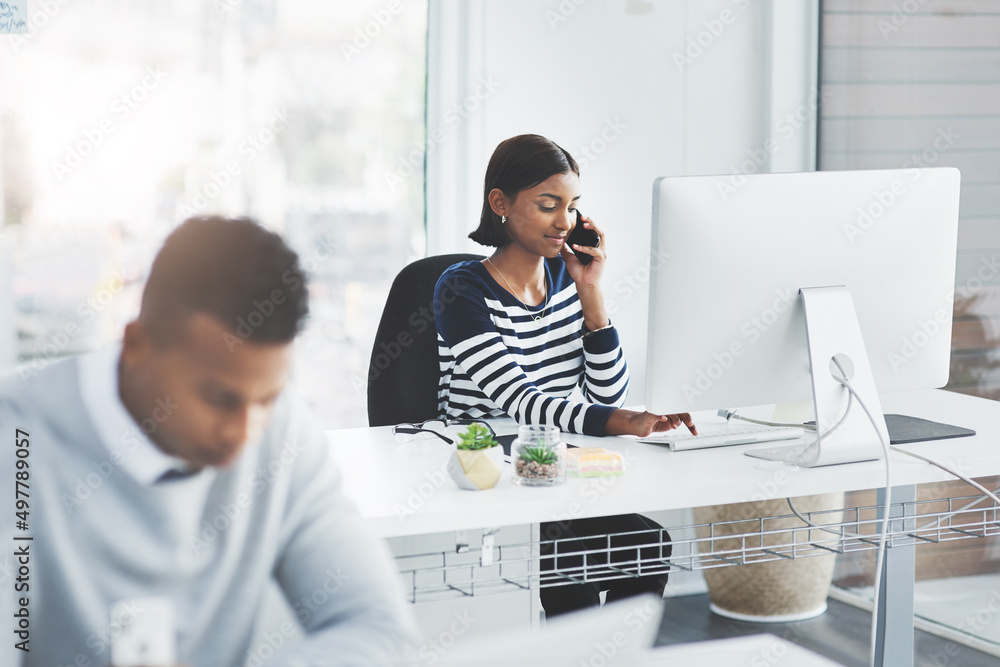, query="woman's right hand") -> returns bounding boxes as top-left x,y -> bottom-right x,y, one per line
604,408 -> 698,438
